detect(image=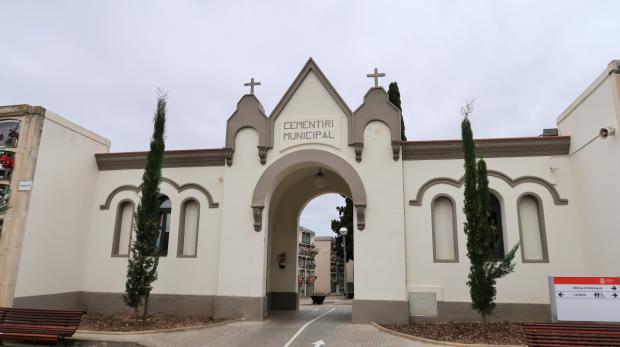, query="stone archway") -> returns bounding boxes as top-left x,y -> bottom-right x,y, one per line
251,149 -> 367,233
251,150 -> 366,313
